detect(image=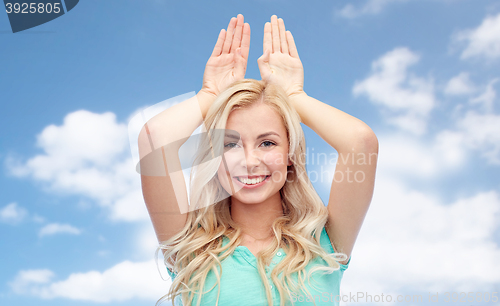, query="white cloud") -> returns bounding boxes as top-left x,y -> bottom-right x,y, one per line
29,110 -> 127,175
7,110 -> 148,222
342,175 -> 500,298
455,110 -> 500,164
439,77 -> 500,165
454,12 -> 500,60
470,78 -> 498,113
9,260 -> 168,302
32,214 -> 45,223
0,202 -> 28,224
444,72 -> 476,96
337,0 -> 408,18
367,106 -> 500,179
38,223 -> 81,237
353,47 -> 436,135
376,133 -> 465,179
8,94 -> 202,223
432,130 -> 467,167
9,269 -> 55,295
365,83 -> 500,176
